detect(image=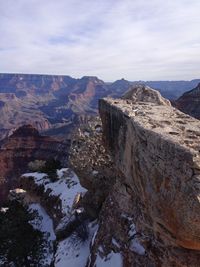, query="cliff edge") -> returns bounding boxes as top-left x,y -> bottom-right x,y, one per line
99,86 -> 200,264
